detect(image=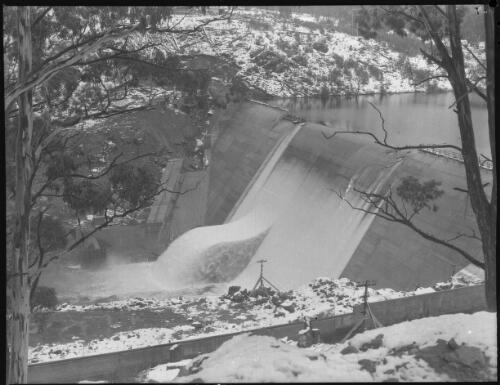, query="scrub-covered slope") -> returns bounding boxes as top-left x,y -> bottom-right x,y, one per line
138,8 -> 486,97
